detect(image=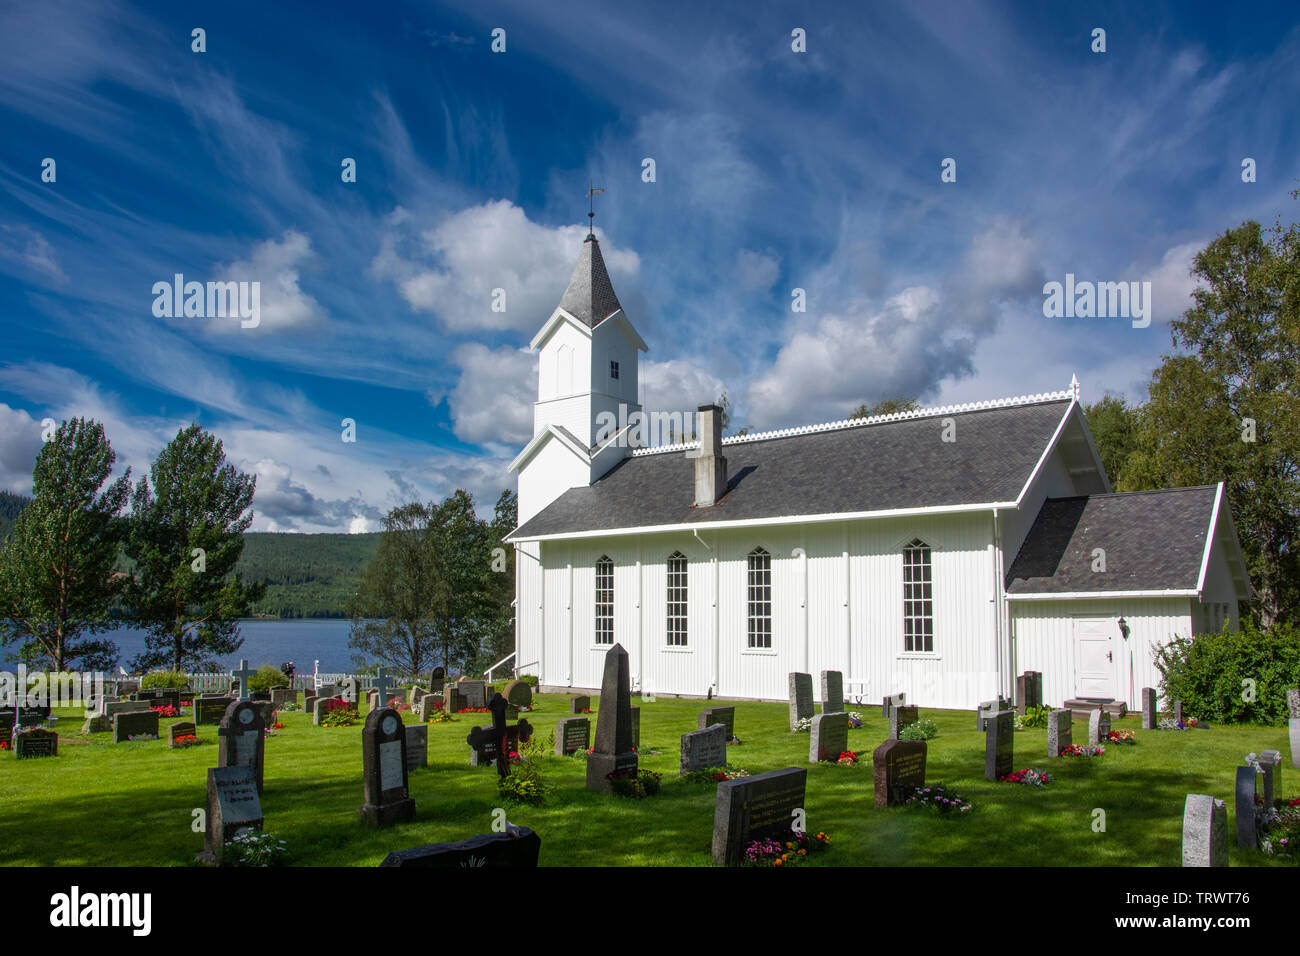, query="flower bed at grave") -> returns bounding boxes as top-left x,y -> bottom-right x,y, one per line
607,767 -> 662,798
127,734 -> 160,742
320,700 -> 359,727
0,740 -> 9,751
904,783 -> 973,813
225,830 -> 287,867
1058,744 -> 1105,757
1000,767 -> 1054,787
150,704 -> 179,718
1157,716 -> 1204,730
836,750 -> 859,765
847,712 -> 864,728
793,716 -> 813,733
681,766 -> 751,783
428,711 -> 457,724
277,702 -> 301,713
742,830 -> 830,867
1106,729 -> 1136,745
171,733 -> 206,748
1260,798 -> 1300,862
899,718 -> 939,741
456,707 -> 490,714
